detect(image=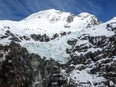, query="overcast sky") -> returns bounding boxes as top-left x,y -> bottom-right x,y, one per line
0,0 -> 116,22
